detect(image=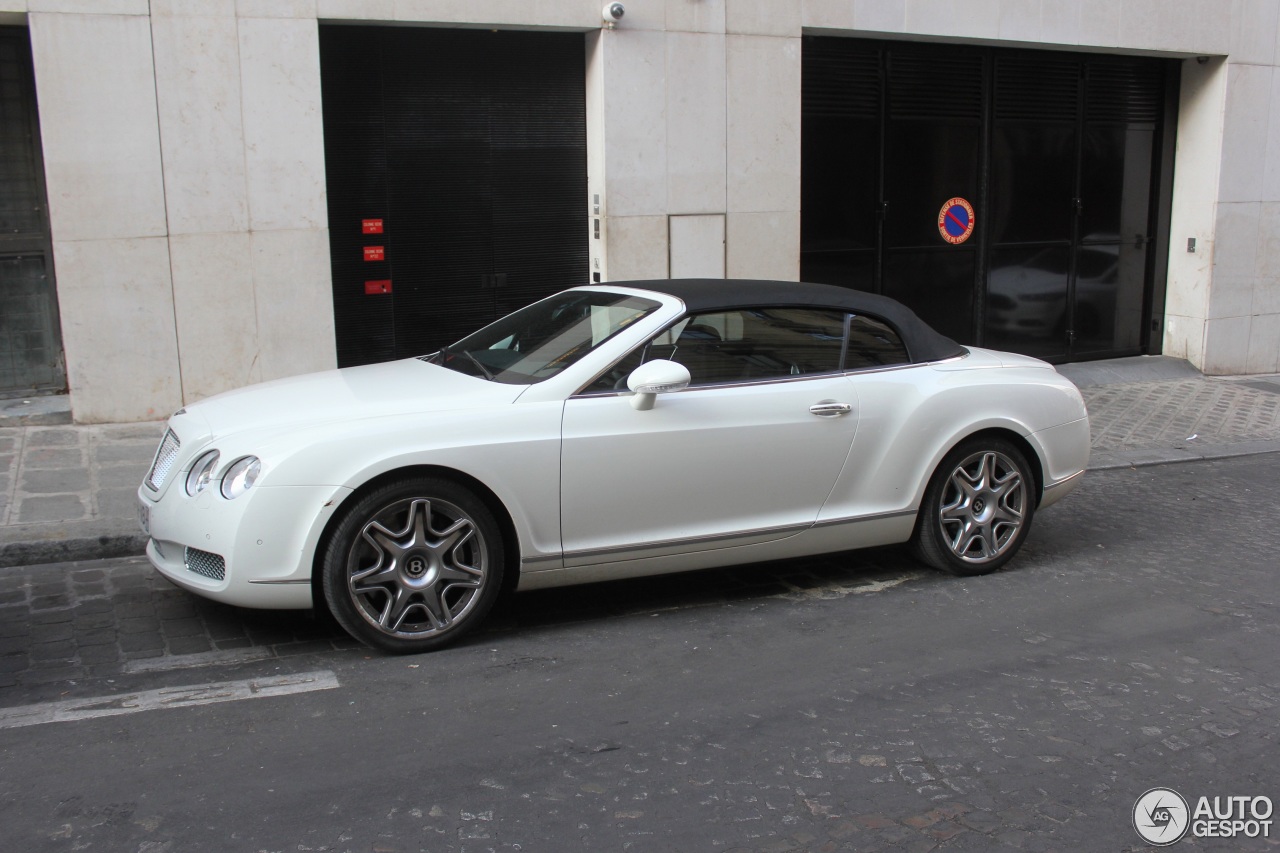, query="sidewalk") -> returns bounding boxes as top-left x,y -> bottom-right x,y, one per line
2,355 -> 1279,568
